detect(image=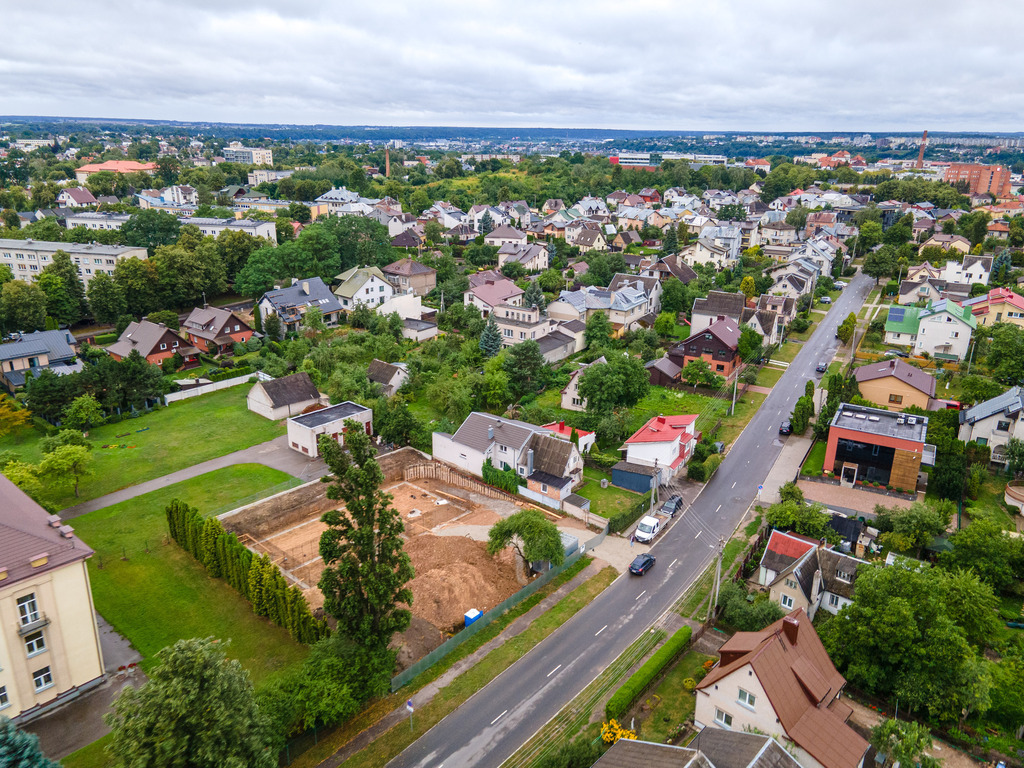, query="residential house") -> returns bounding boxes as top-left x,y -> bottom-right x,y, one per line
611,230 -> 642,250
63,211 -> 131,231
854,358 -> 936,411
536,329 -> 579,364
826,402 -> 932,489
493,303 -> 557,347
334,266 -> 395,309
804,211 -> 837,237
382,258 -> 436,296
0,474 -> 106,723
608,273 -> 662,315
669,319 -> 743,379
768,258 -> 819,300
431,412 -> 583,509
885,300 -> 975,360
444,223 -> 478,243
942,254 -> 993,286
463,277 -> 524,316
757,294 -> 797,328
181,306 -> 252,356
0,239 -> 147,287
612,414 -> 699,491
680,238 -> 731,269
701,225 -> 743,263
690,291 -> 746,335
467,205 -> 510,231
767,545 -> 866,619
483,224 -> 528,249
0,330 -> 80,393
575,229 -> 607,253
74,159 -> 156,183
367,359 -> 409,397
547,284 -> 651,335
542,199 -> 565,215
497,242 -> 548,272
246,372 -> 324,420
757,530 -> 818,586
918,233 -> 971,257
560,356 -> 606,411
55,187 -> 97,208
286,401 -> 373,458
896,278 -> 970,306
644,356 -> 682,387
906,261 -> 942,282
542,421 -> 596,454
184,217 -> 277,243
639,254 -> 698,285
694,611 -> 869,768
958,387 -> 1024,465
638,187 -> 661,205
106,320 -> 198,367
574,196 -> 609,217
593,731 -> 801,768
740,305 -> 782,346
258,278 -> 343,333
